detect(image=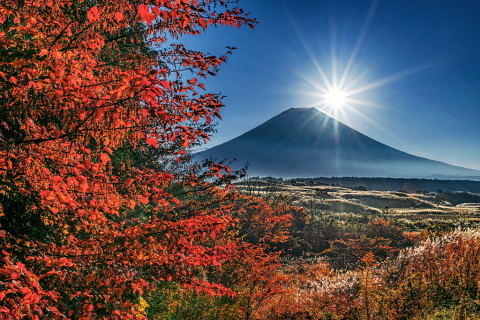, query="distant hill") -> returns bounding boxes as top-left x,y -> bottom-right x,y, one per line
281,177 -> 480,193
195,107 -> 480,179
